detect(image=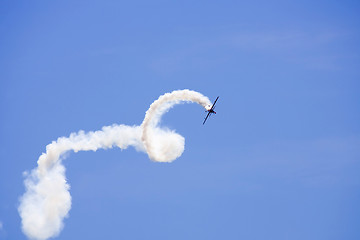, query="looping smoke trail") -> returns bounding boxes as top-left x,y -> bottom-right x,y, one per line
141,89 -> 211,162
18,89 -> 211,240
